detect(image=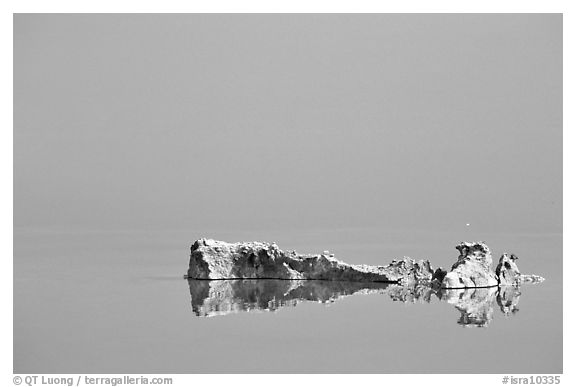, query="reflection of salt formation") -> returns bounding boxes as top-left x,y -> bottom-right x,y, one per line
385,284 -> 437,303
188,279 -> 392,317
497,286 -> 522,316
439,287 -> 498,327
187,279 -> 533,327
